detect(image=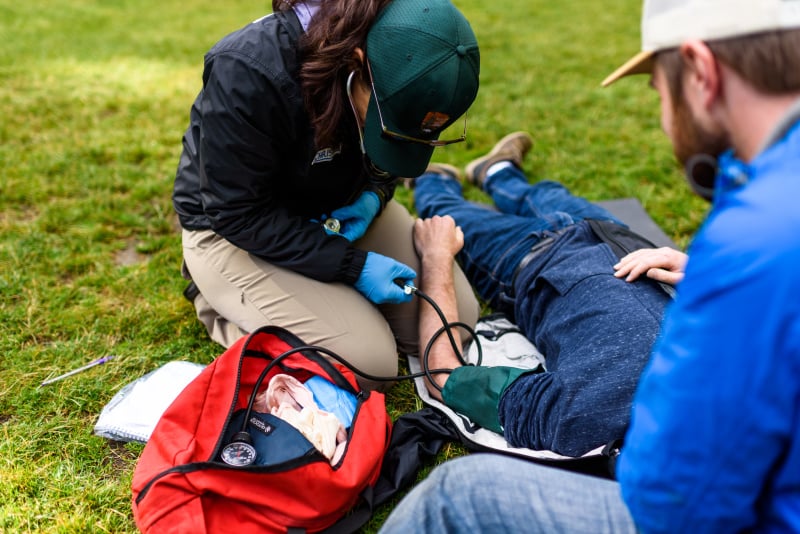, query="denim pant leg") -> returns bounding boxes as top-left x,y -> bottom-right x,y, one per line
379,454 -> 637,534
414,174 -> 542,305
485,166 -> 624,226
